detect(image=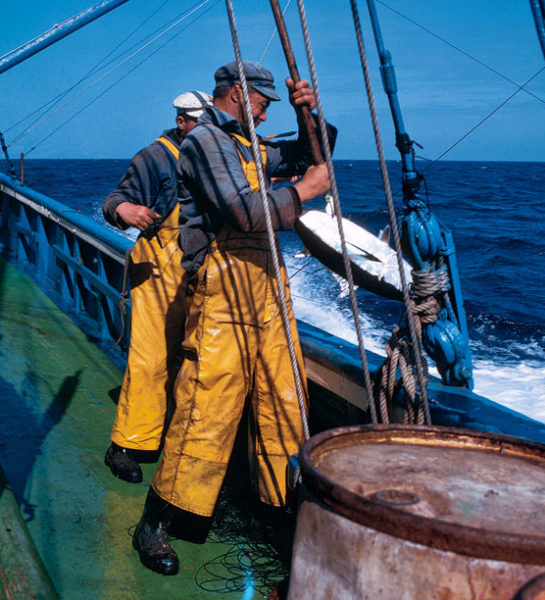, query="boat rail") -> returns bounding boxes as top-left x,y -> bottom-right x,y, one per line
2,170 -> 545,445
0,170 -> 374,410
0,171 -> 132,350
